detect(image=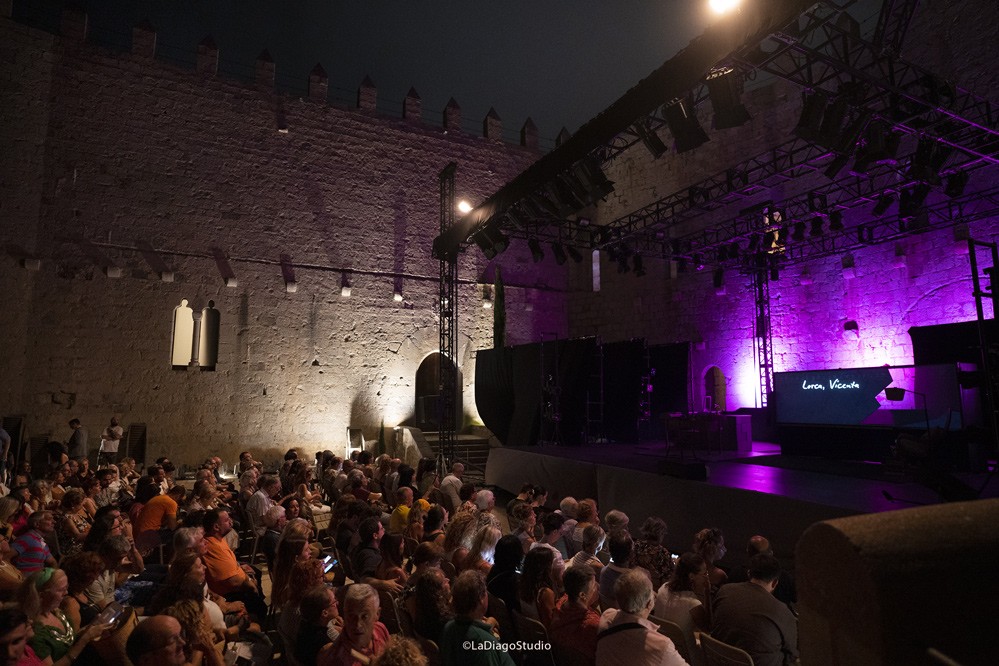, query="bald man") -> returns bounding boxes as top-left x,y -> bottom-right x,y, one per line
727,534 -> 796,606
126,615 -> 187,666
